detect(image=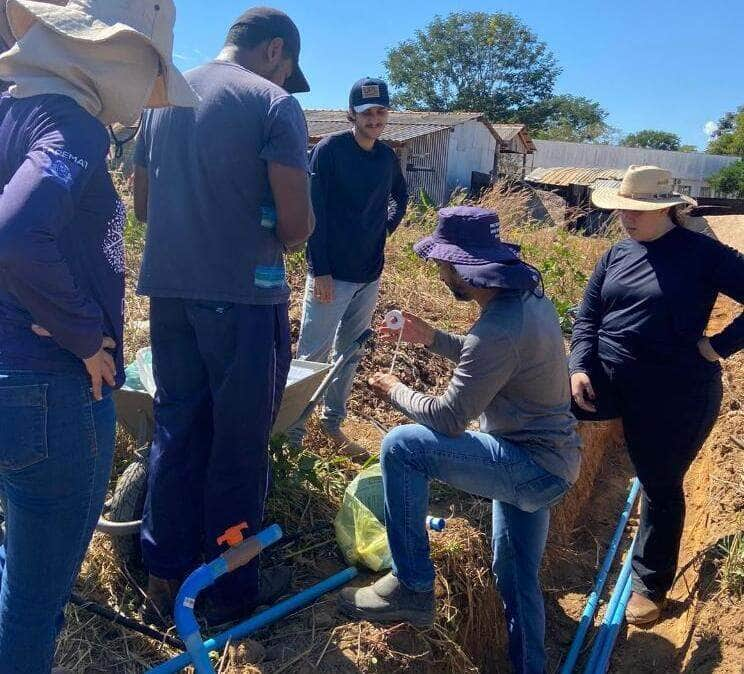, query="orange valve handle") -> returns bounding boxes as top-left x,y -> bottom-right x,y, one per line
217,522 -> 249,547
